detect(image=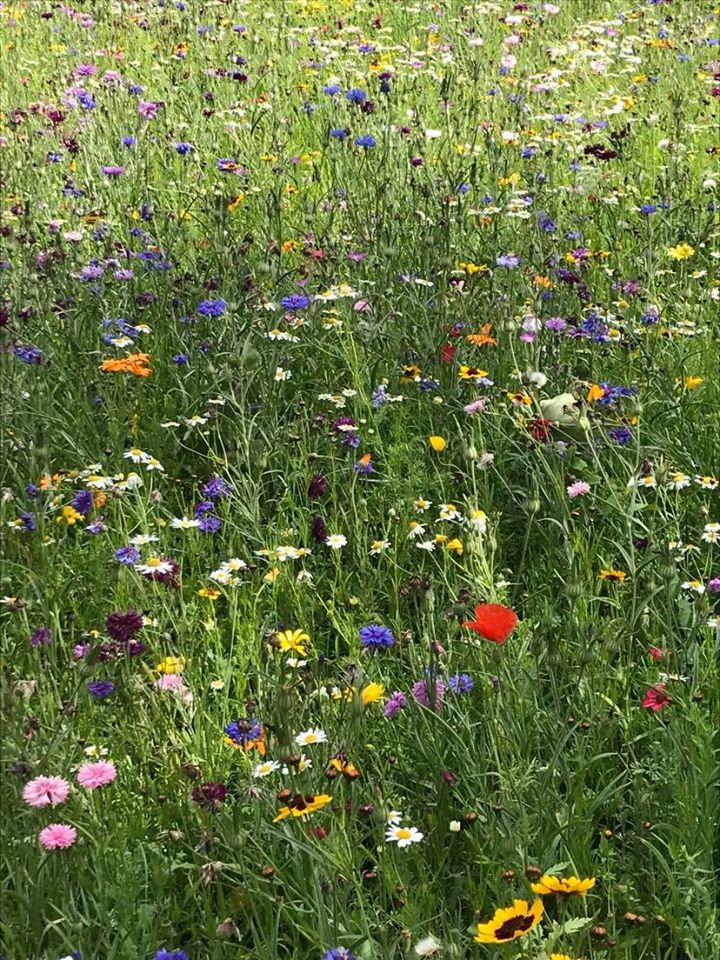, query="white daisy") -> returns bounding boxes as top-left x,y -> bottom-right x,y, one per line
171,517 -> 200,529
294,728 -> 327,747
326,533 -> 347,549
136,557 -> 174,576
252,760 -> 280,779
385,824 -> 424,848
